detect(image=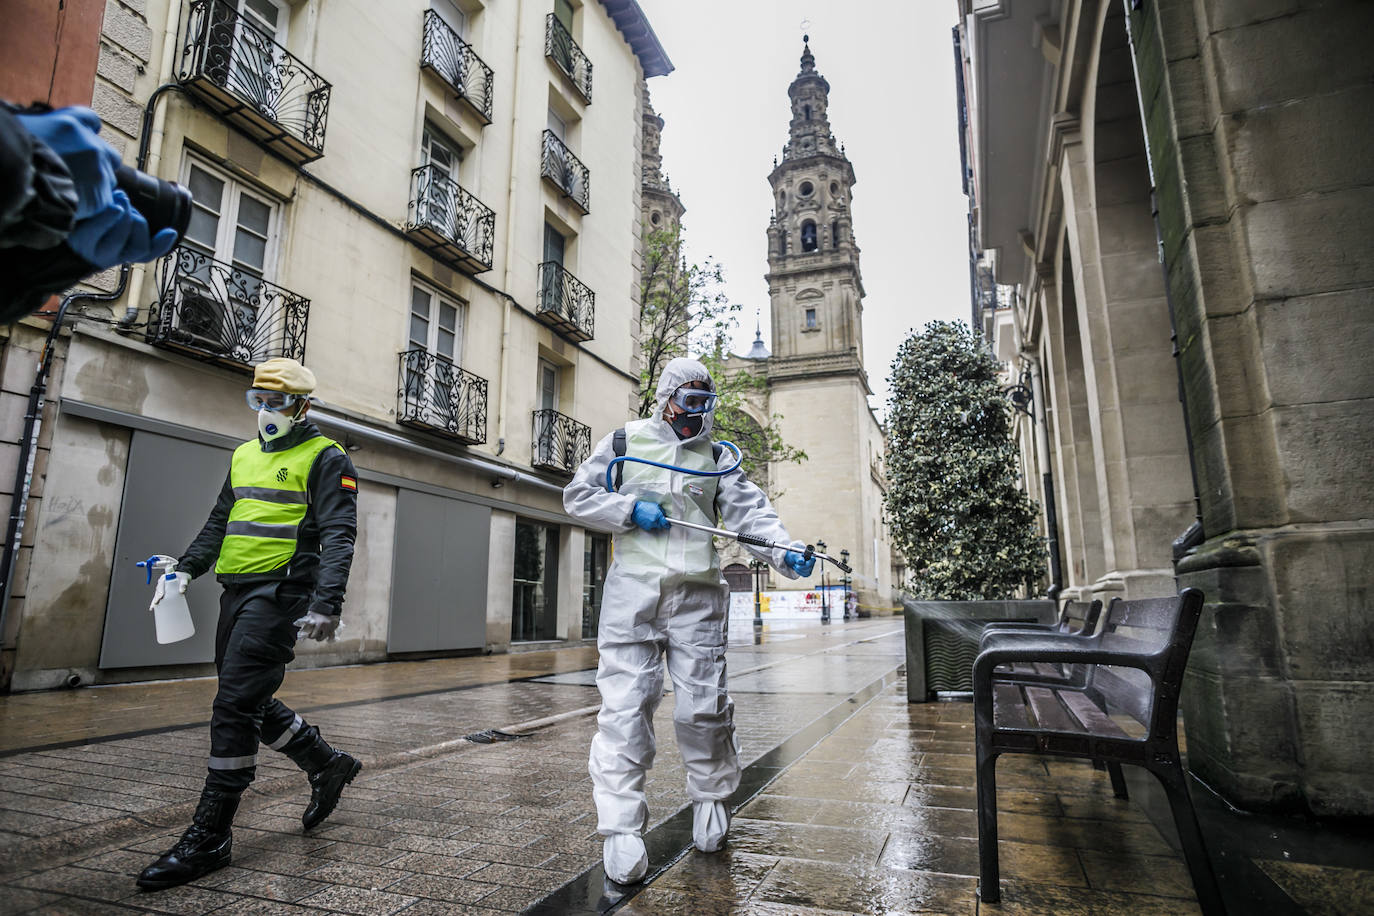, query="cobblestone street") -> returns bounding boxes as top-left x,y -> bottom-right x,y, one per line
1,619 -> 1371,914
